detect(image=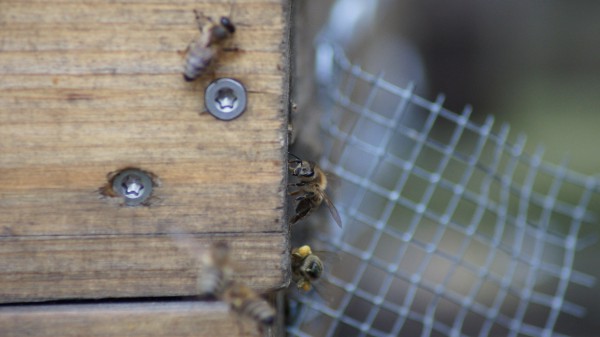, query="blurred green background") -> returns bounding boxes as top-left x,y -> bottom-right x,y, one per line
398,1 -> 600,175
